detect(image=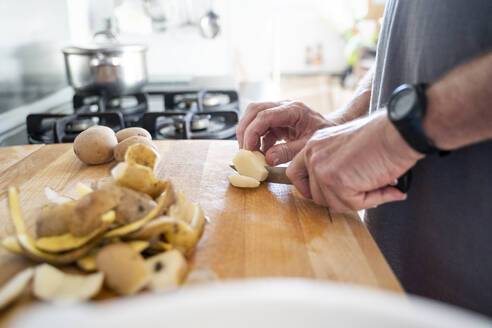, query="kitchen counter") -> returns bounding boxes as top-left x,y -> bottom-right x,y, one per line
0,140 -> 402,324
